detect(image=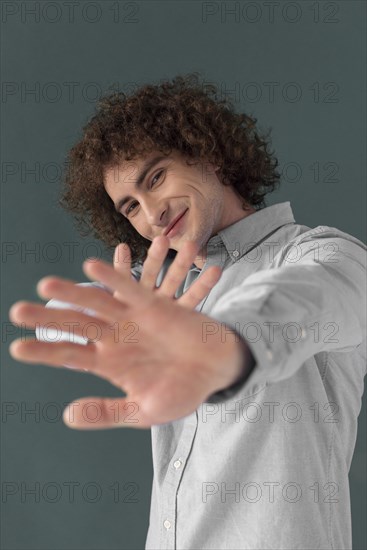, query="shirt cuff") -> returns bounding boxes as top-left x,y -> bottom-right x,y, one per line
204,330 -> 257,404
